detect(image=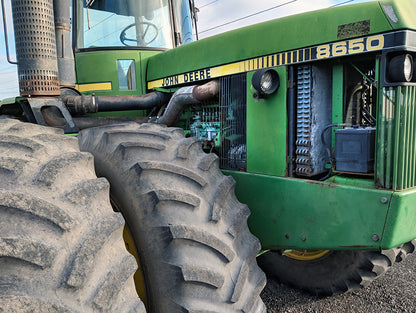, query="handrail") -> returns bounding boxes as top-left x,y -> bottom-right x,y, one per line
1,0 -> 17,64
